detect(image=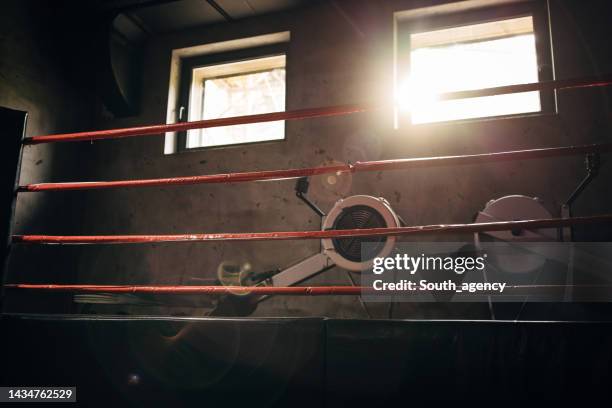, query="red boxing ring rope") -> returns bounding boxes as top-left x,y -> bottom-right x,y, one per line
6,284 -> 611,296
8,75 -> 612,300
24,104 -> 374,144
11,214 -> 612,244
18,142 -> 612,192
5,284 -> 365,295
23,76 -> 612,145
